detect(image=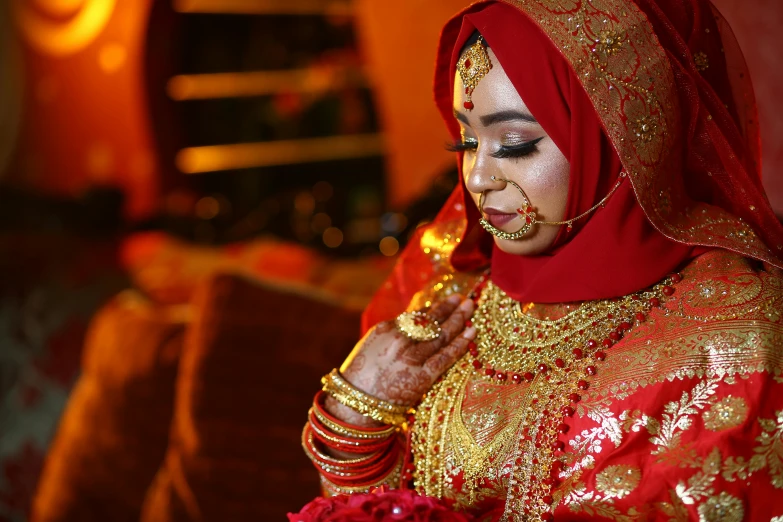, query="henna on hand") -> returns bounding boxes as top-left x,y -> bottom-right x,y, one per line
375,366 -> 431,405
